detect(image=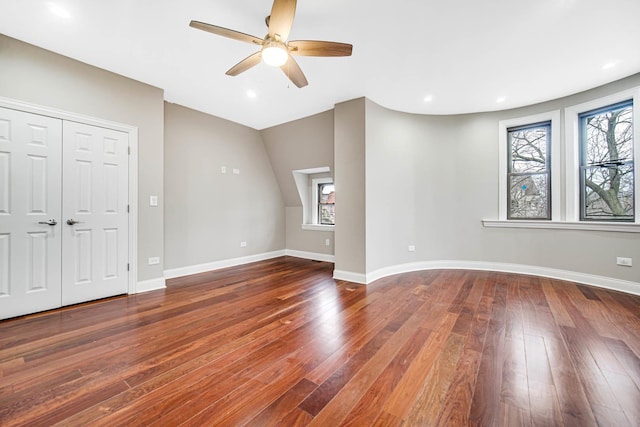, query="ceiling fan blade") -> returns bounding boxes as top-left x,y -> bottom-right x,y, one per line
190,20 -> 263,45
288,40 -> 353,57
226,51 -> 263,76
268,0 -> 296,41
280,55 -> 308,88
